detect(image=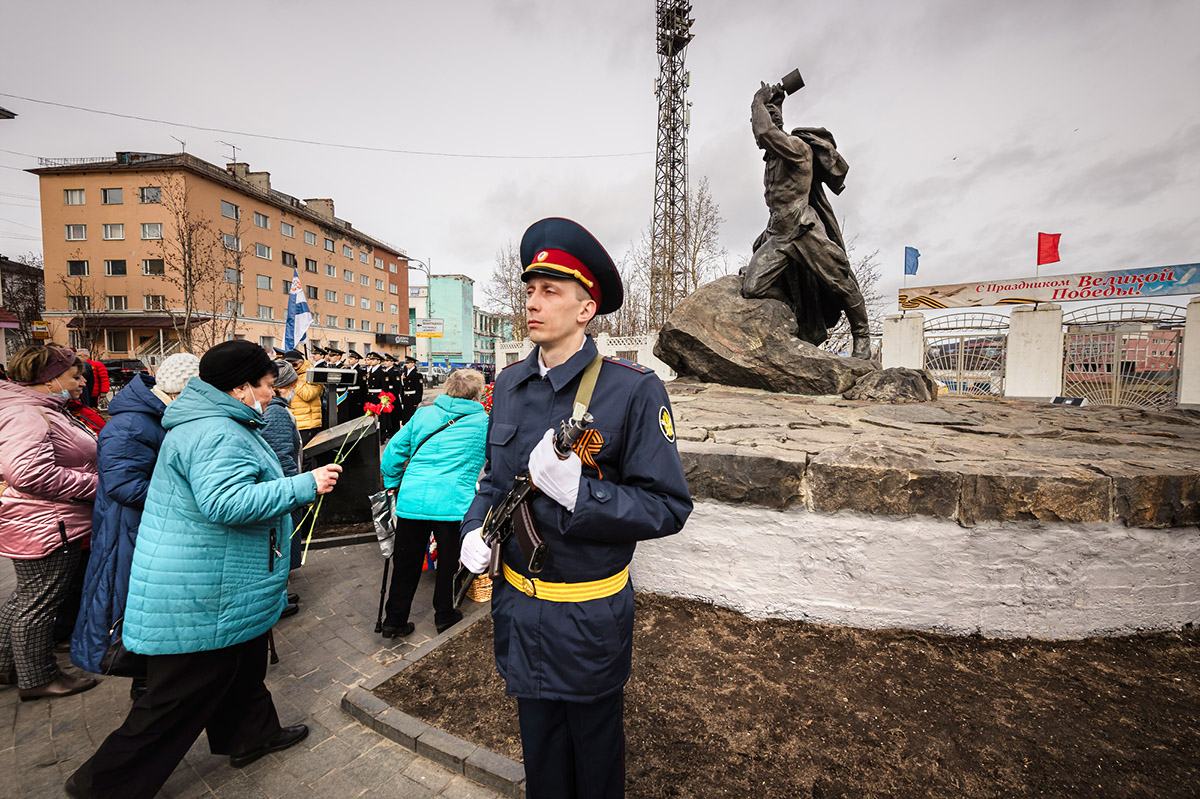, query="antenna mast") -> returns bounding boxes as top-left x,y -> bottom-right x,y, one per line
648,0 -> 694,329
